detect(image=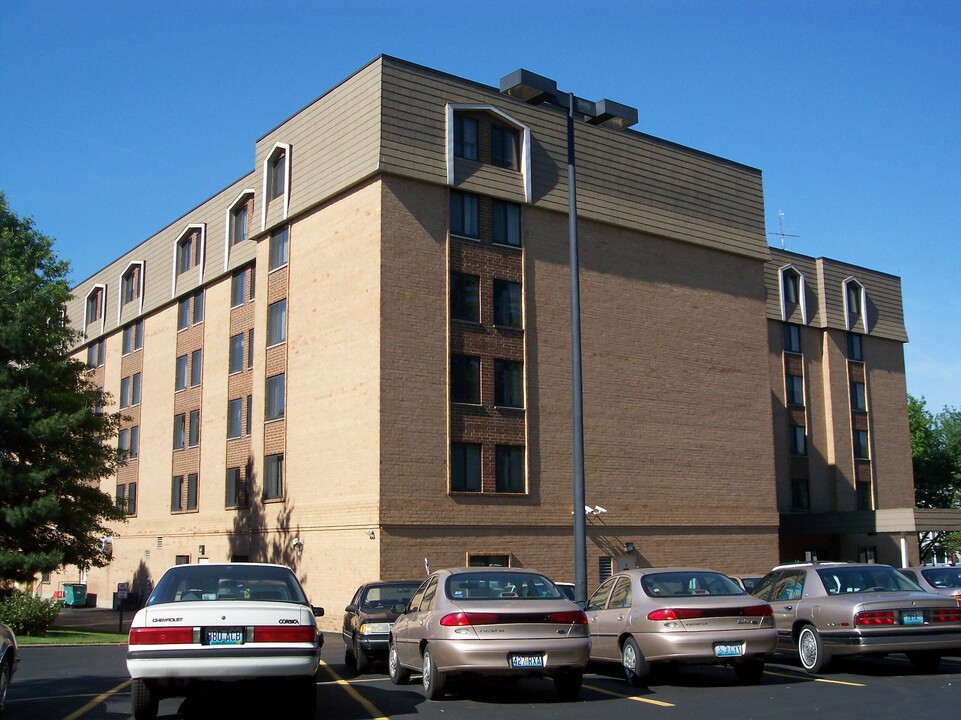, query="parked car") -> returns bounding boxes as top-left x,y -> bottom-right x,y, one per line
586,568 -> 776,685
556,582 -> 576,602
126,563 -> 324,720
388,567 -> 589,700
731,576 -> 763,593
1,622 -> 20,717
343,580 -> 420,673
899,566 -> 961,602
750,562 -> 961,673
